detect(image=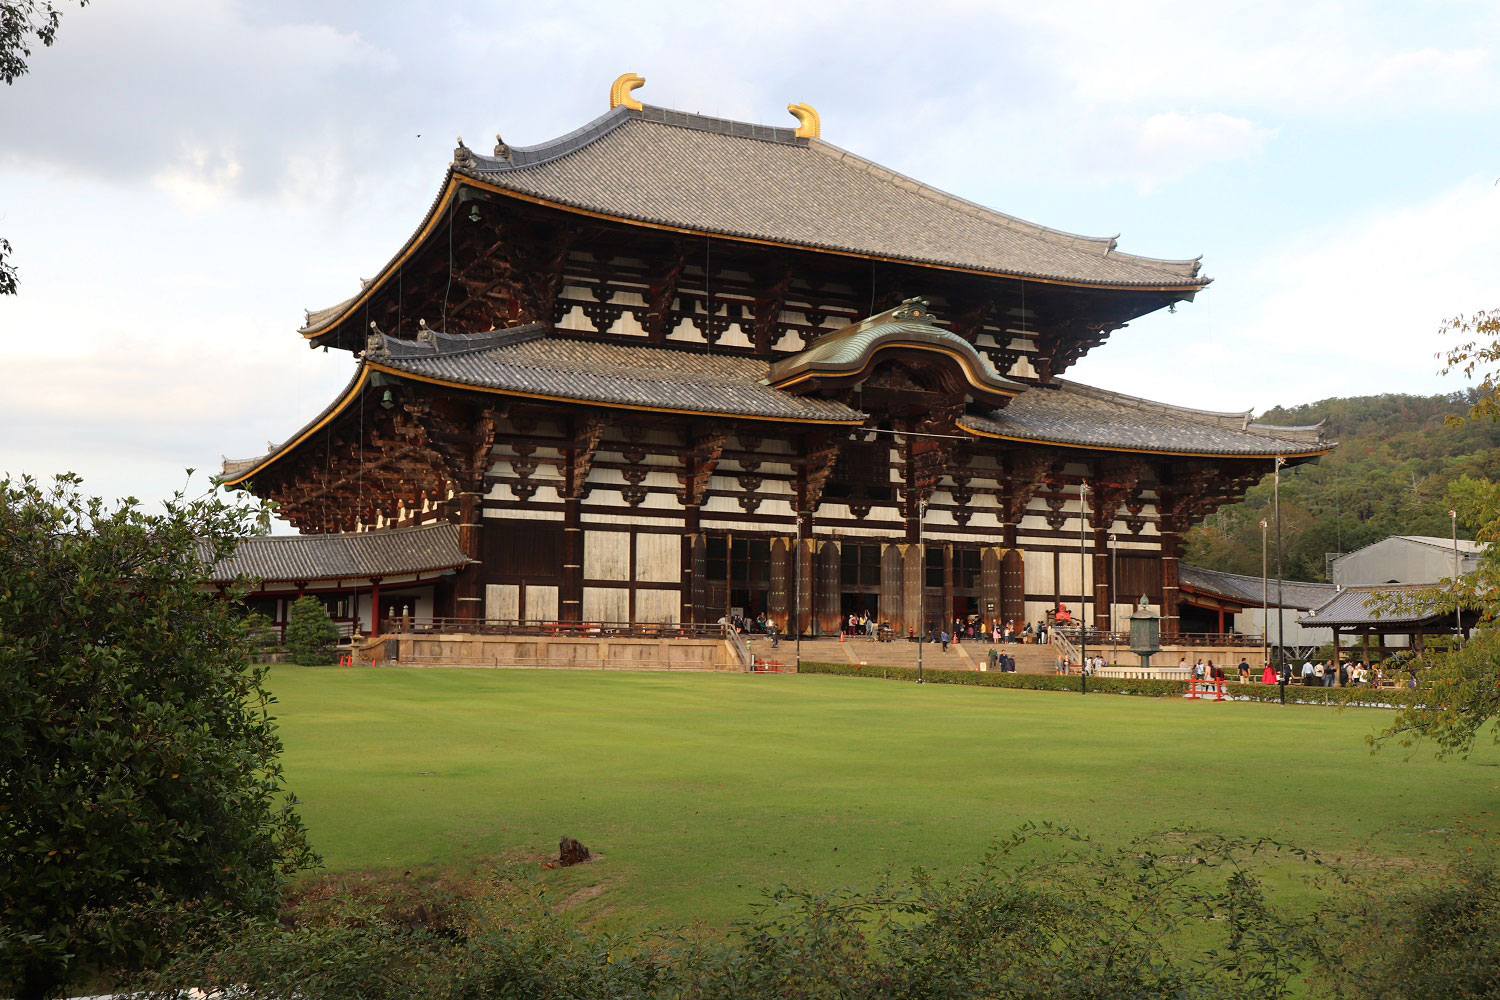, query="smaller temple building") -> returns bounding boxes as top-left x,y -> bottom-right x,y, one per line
207,522 -> 470,639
